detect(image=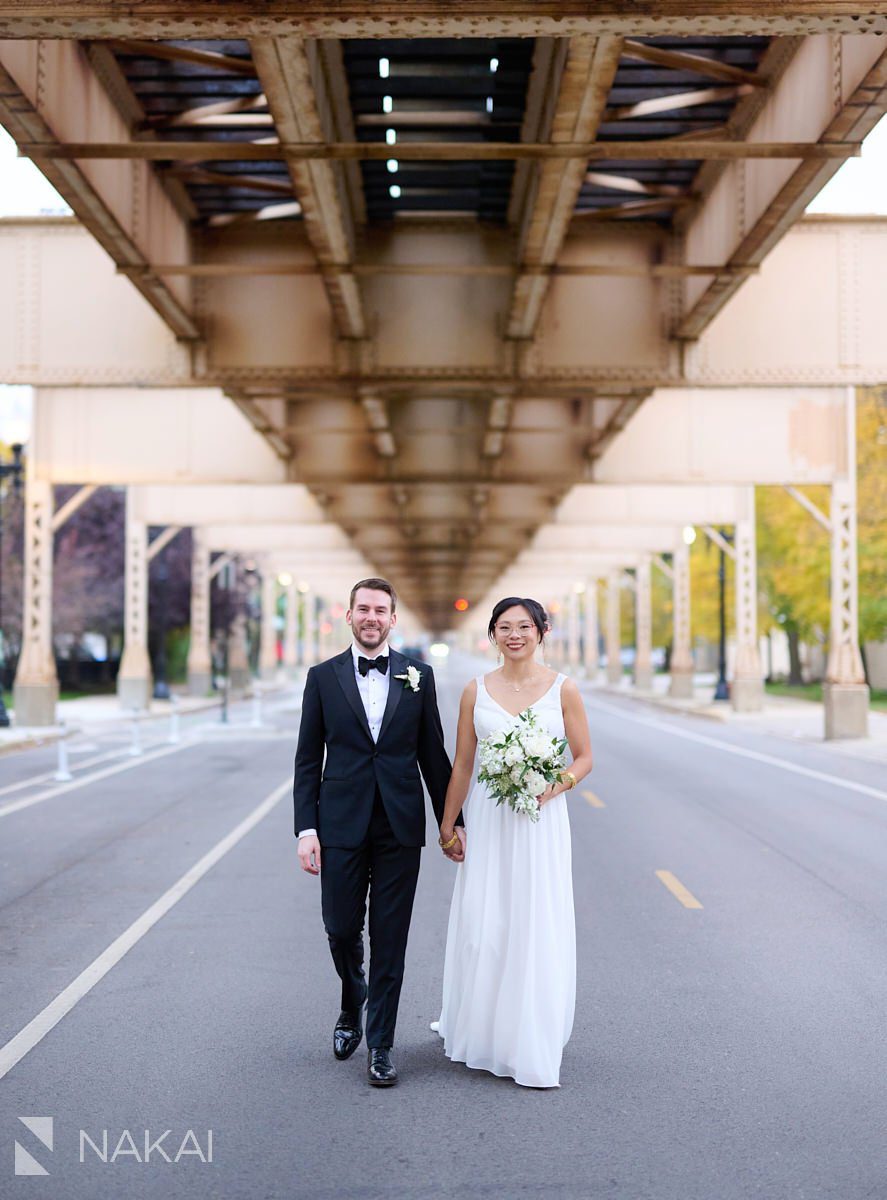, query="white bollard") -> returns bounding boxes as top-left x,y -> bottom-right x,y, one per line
53,721 -> 73,782
250,682 -> 263,729
168,695 -> 180,745
128,709 -> 143,757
